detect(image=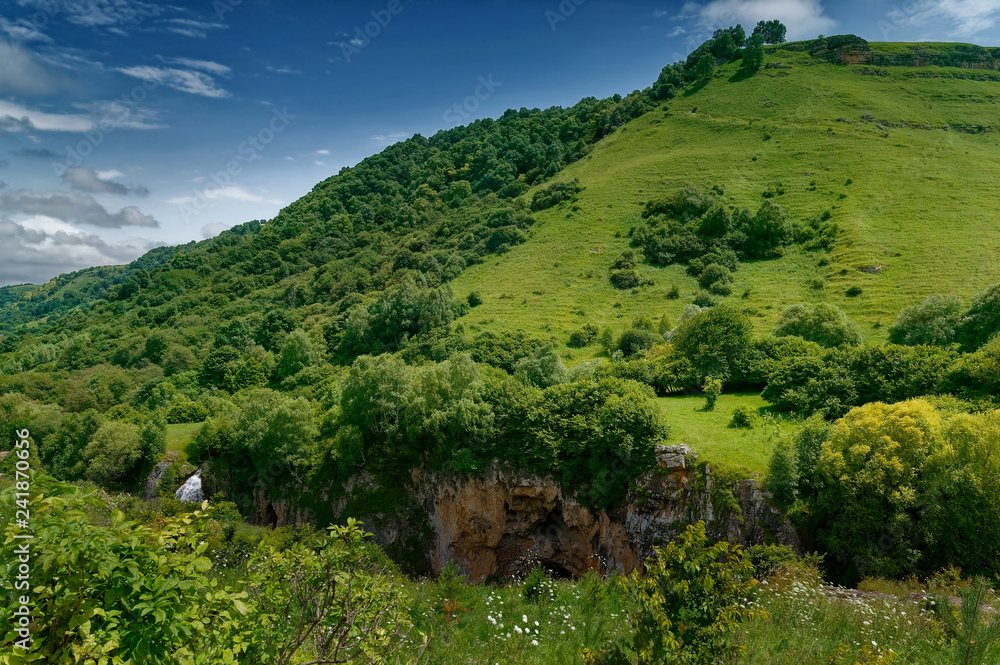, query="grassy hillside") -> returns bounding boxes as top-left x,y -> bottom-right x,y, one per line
452,46 -> 1000,351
